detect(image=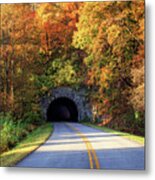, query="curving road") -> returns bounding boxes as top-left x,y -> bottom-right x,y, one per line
16,123 -> 145,170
